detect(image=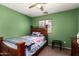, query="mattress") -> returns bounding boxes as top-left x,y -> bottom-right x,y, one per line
4,36 -> 34,45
